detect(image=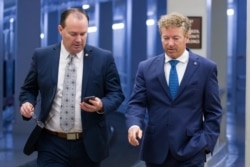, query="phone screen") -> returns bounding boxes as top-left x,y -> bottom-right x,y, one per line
83,96 -> 95,104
